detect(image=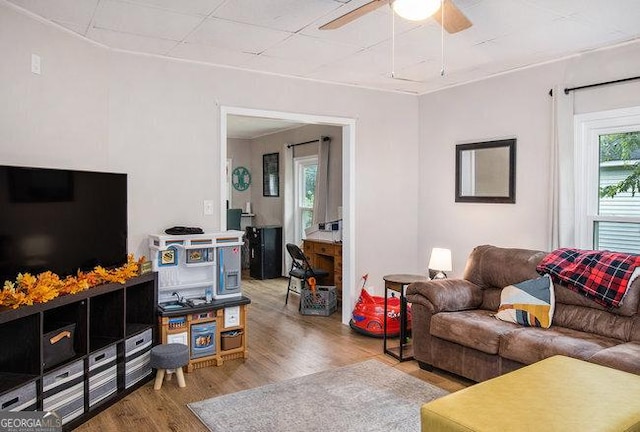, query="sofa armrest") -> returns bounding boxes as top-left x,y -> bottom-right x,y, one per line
406,279 -> 483,313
